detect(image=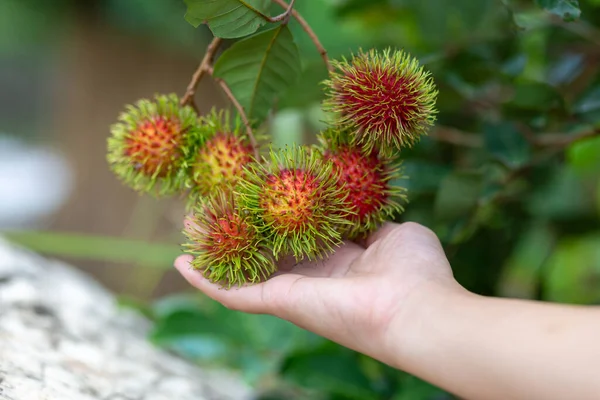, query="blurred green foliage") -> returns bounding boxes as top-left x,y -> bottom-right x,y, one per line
6,0 -> 600,398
